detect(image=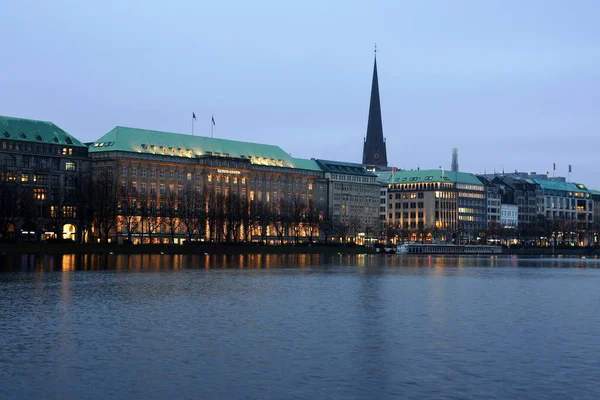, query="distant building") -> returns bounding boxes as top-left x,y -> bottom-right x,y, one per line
451,148 -> 459,172
316,160 -> 381,240
379,169 -> 485,242
500,204 -> 518,228
491,176 -> 539,227
477,176 -> 501,225
532,179 -> 593,230
362,52 -> 388,167
89,126 -> 328,244
0,115 -> 91,242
